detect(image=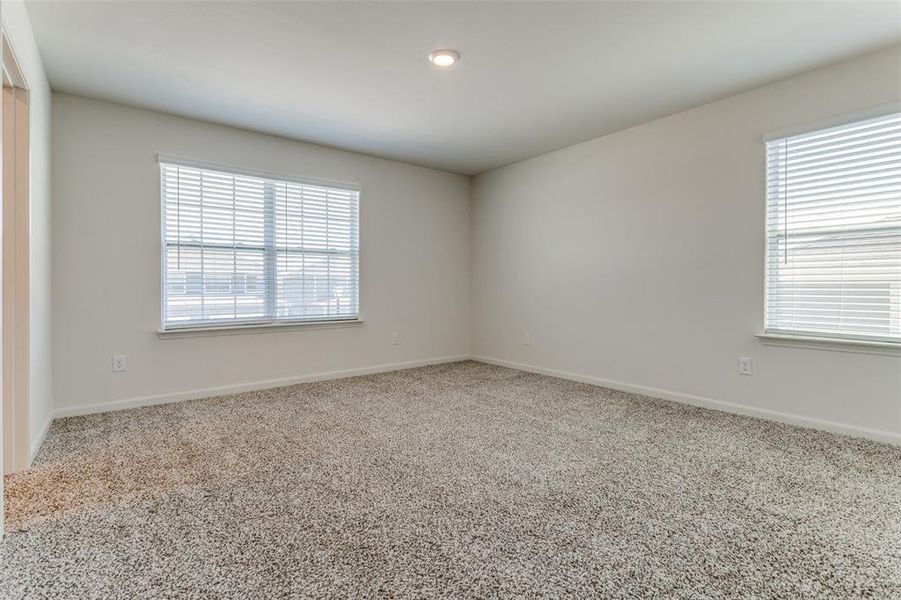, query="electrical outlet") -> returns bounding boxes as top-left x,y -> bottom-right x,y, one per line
738,357 -> 753,376
391,332 -> 400,345
112,354 -> 127,373
523,331 -> 532,346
